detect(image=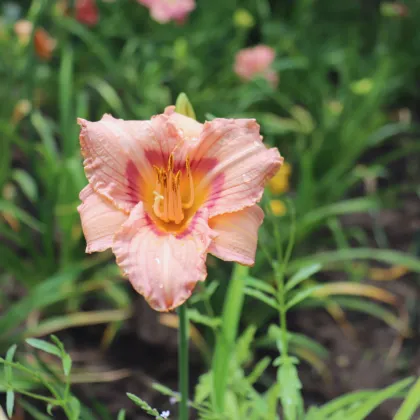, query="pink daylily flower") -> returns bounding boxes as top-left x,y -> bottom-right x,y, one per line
137,0 -> 195,24
234,45 -> 279,87
78,107 -> 283,311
